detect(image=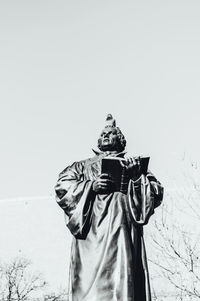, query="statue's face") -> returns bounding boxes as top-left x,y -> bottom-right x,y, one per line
98,126 -> 119,152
